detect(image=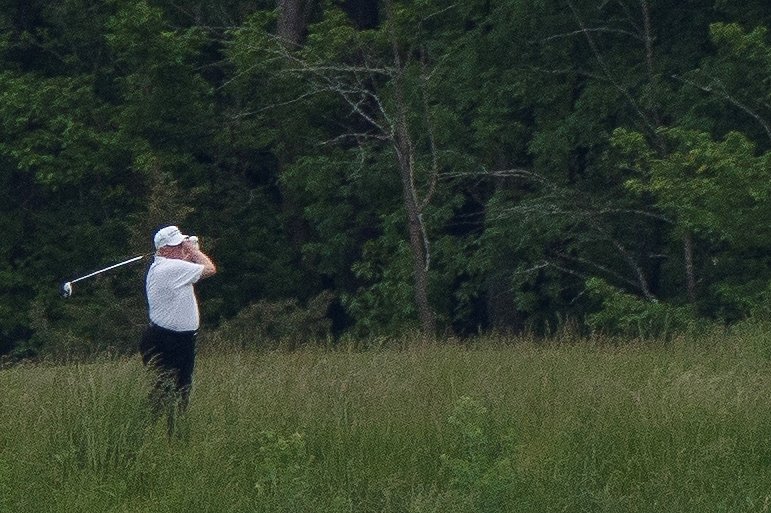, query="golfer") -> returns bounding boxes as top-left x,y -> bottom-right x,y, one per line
140,225 -> 216,422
